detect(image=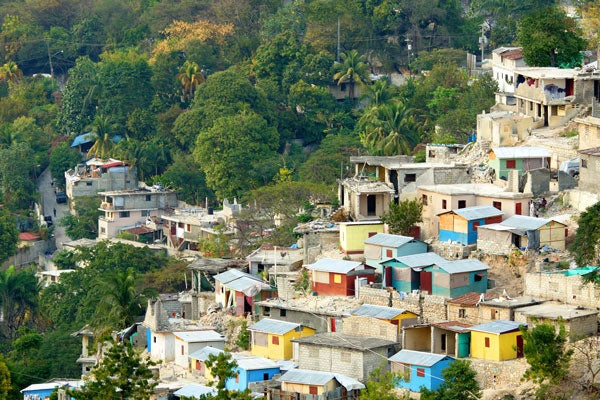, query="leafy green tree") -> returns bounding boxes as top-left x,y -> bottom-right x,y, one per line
520,321 -> 573,385
333,50 -> 369,102
0,266 -> 39,340
49,142 -> 82,188
0,207 -> 18,264
360,367 -> 407,400
358,101 -> 418,156
570,201 -> 600,267
157,154 -> 214,205
68,340 -> 157,400
194,111 -> 279,199
204,352 -> 252,400
60,196 -> 101,240
0,142 -> 36,210
517,6 -> 586,68
420,359 -> 481,400
177,60 -> 205,104
86,114 -> 117,159
236,320 -> 250,350
381,200 -> 423,236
